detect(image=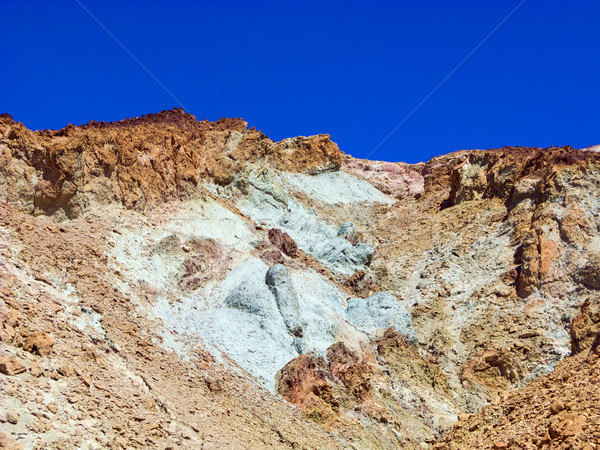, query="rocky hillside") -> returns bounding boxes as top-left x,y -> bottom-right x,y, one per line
0,109 -> 599,449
